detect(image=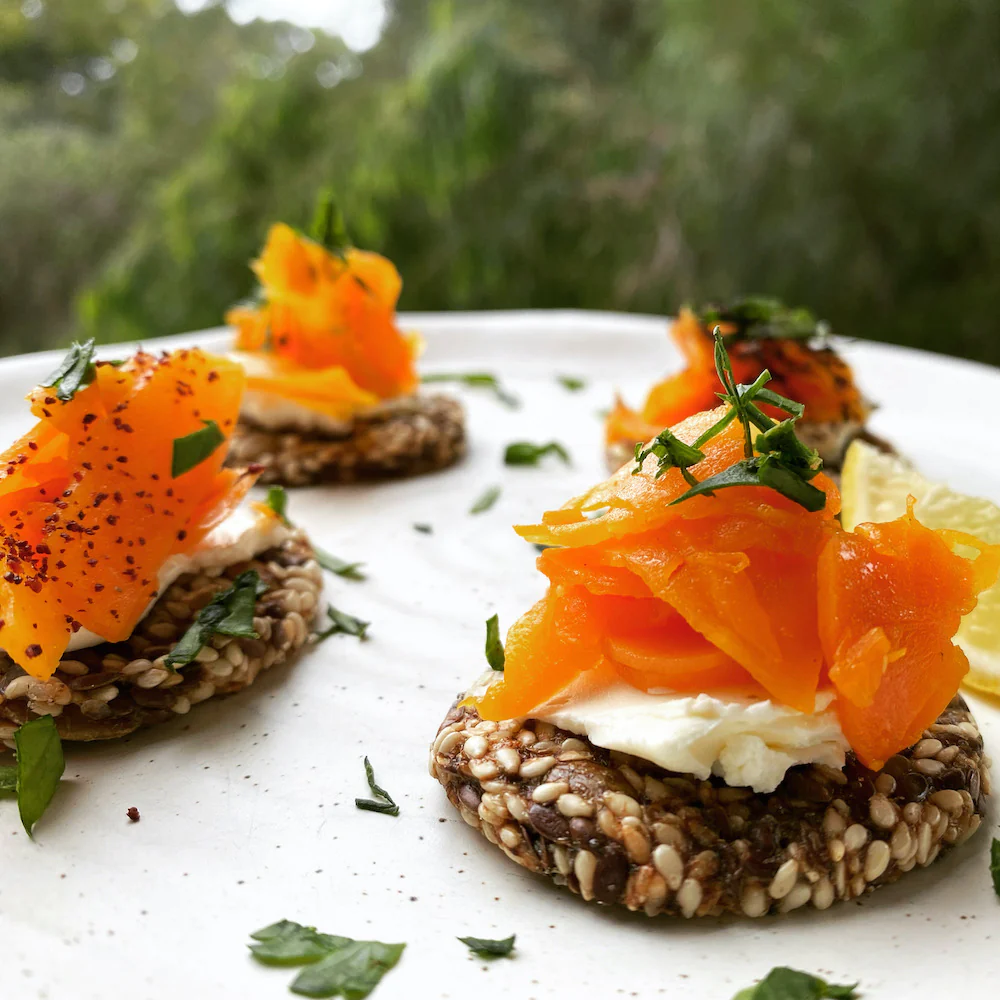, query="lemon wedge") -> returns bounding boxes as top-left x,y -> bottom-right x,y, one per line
841,440 -> 1000,697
